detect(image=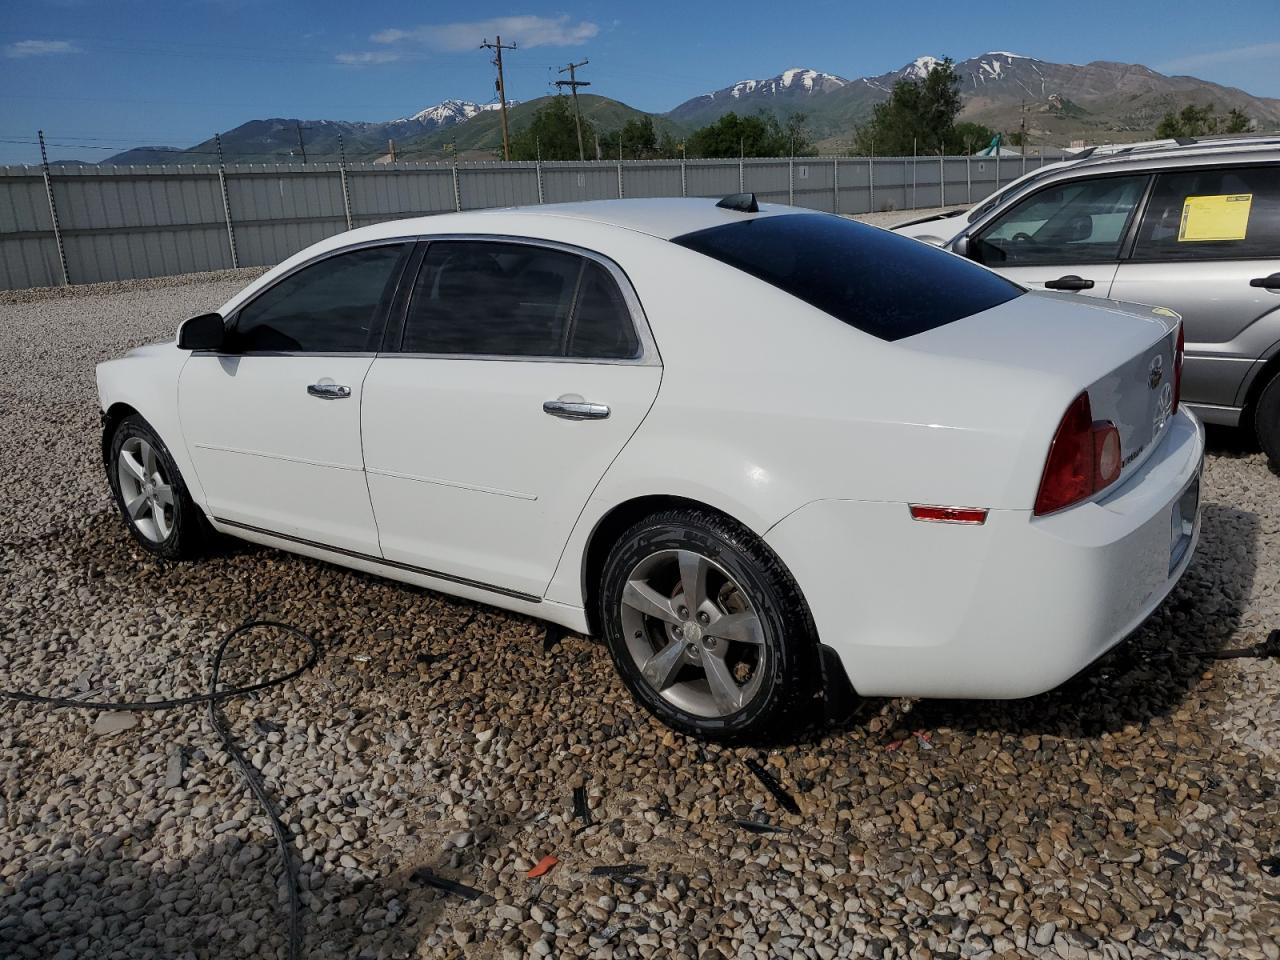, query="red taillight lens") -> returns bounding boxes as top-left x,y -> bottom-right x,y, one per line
1034,392 -> 1123,516
1172,324 -> 1185,414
